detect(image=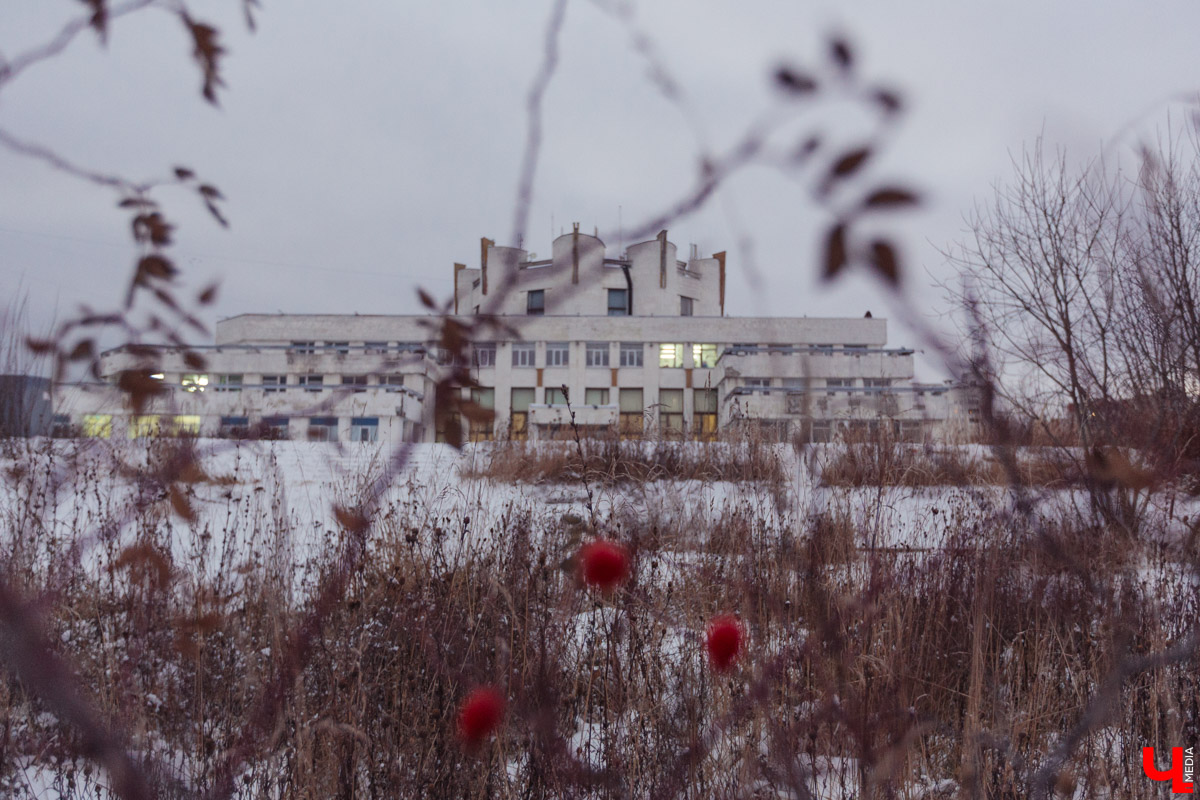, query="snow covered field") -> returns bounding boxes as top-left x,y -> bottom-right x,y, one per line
1,437 -> 1197,798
